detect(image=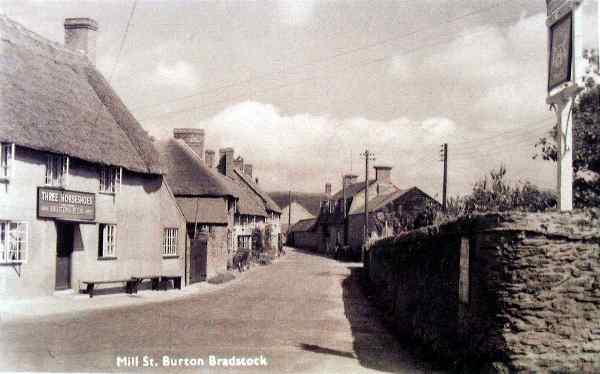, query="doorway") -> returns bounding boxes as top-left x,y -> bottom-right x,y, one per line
55,222 -> 75,290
